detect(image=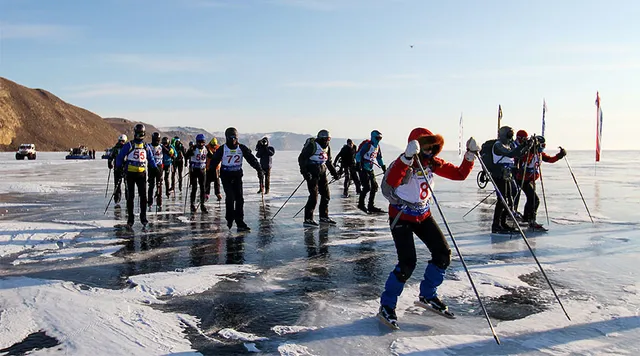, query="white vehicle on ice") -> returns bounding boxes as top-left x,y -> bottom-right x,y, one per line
15,143 -> 37,160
